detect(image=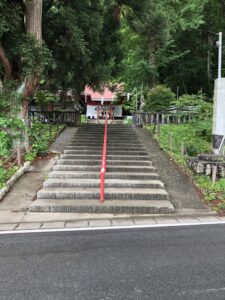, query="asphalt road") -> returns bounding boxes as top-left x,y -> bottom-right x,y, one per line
1,225 -> 225,300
